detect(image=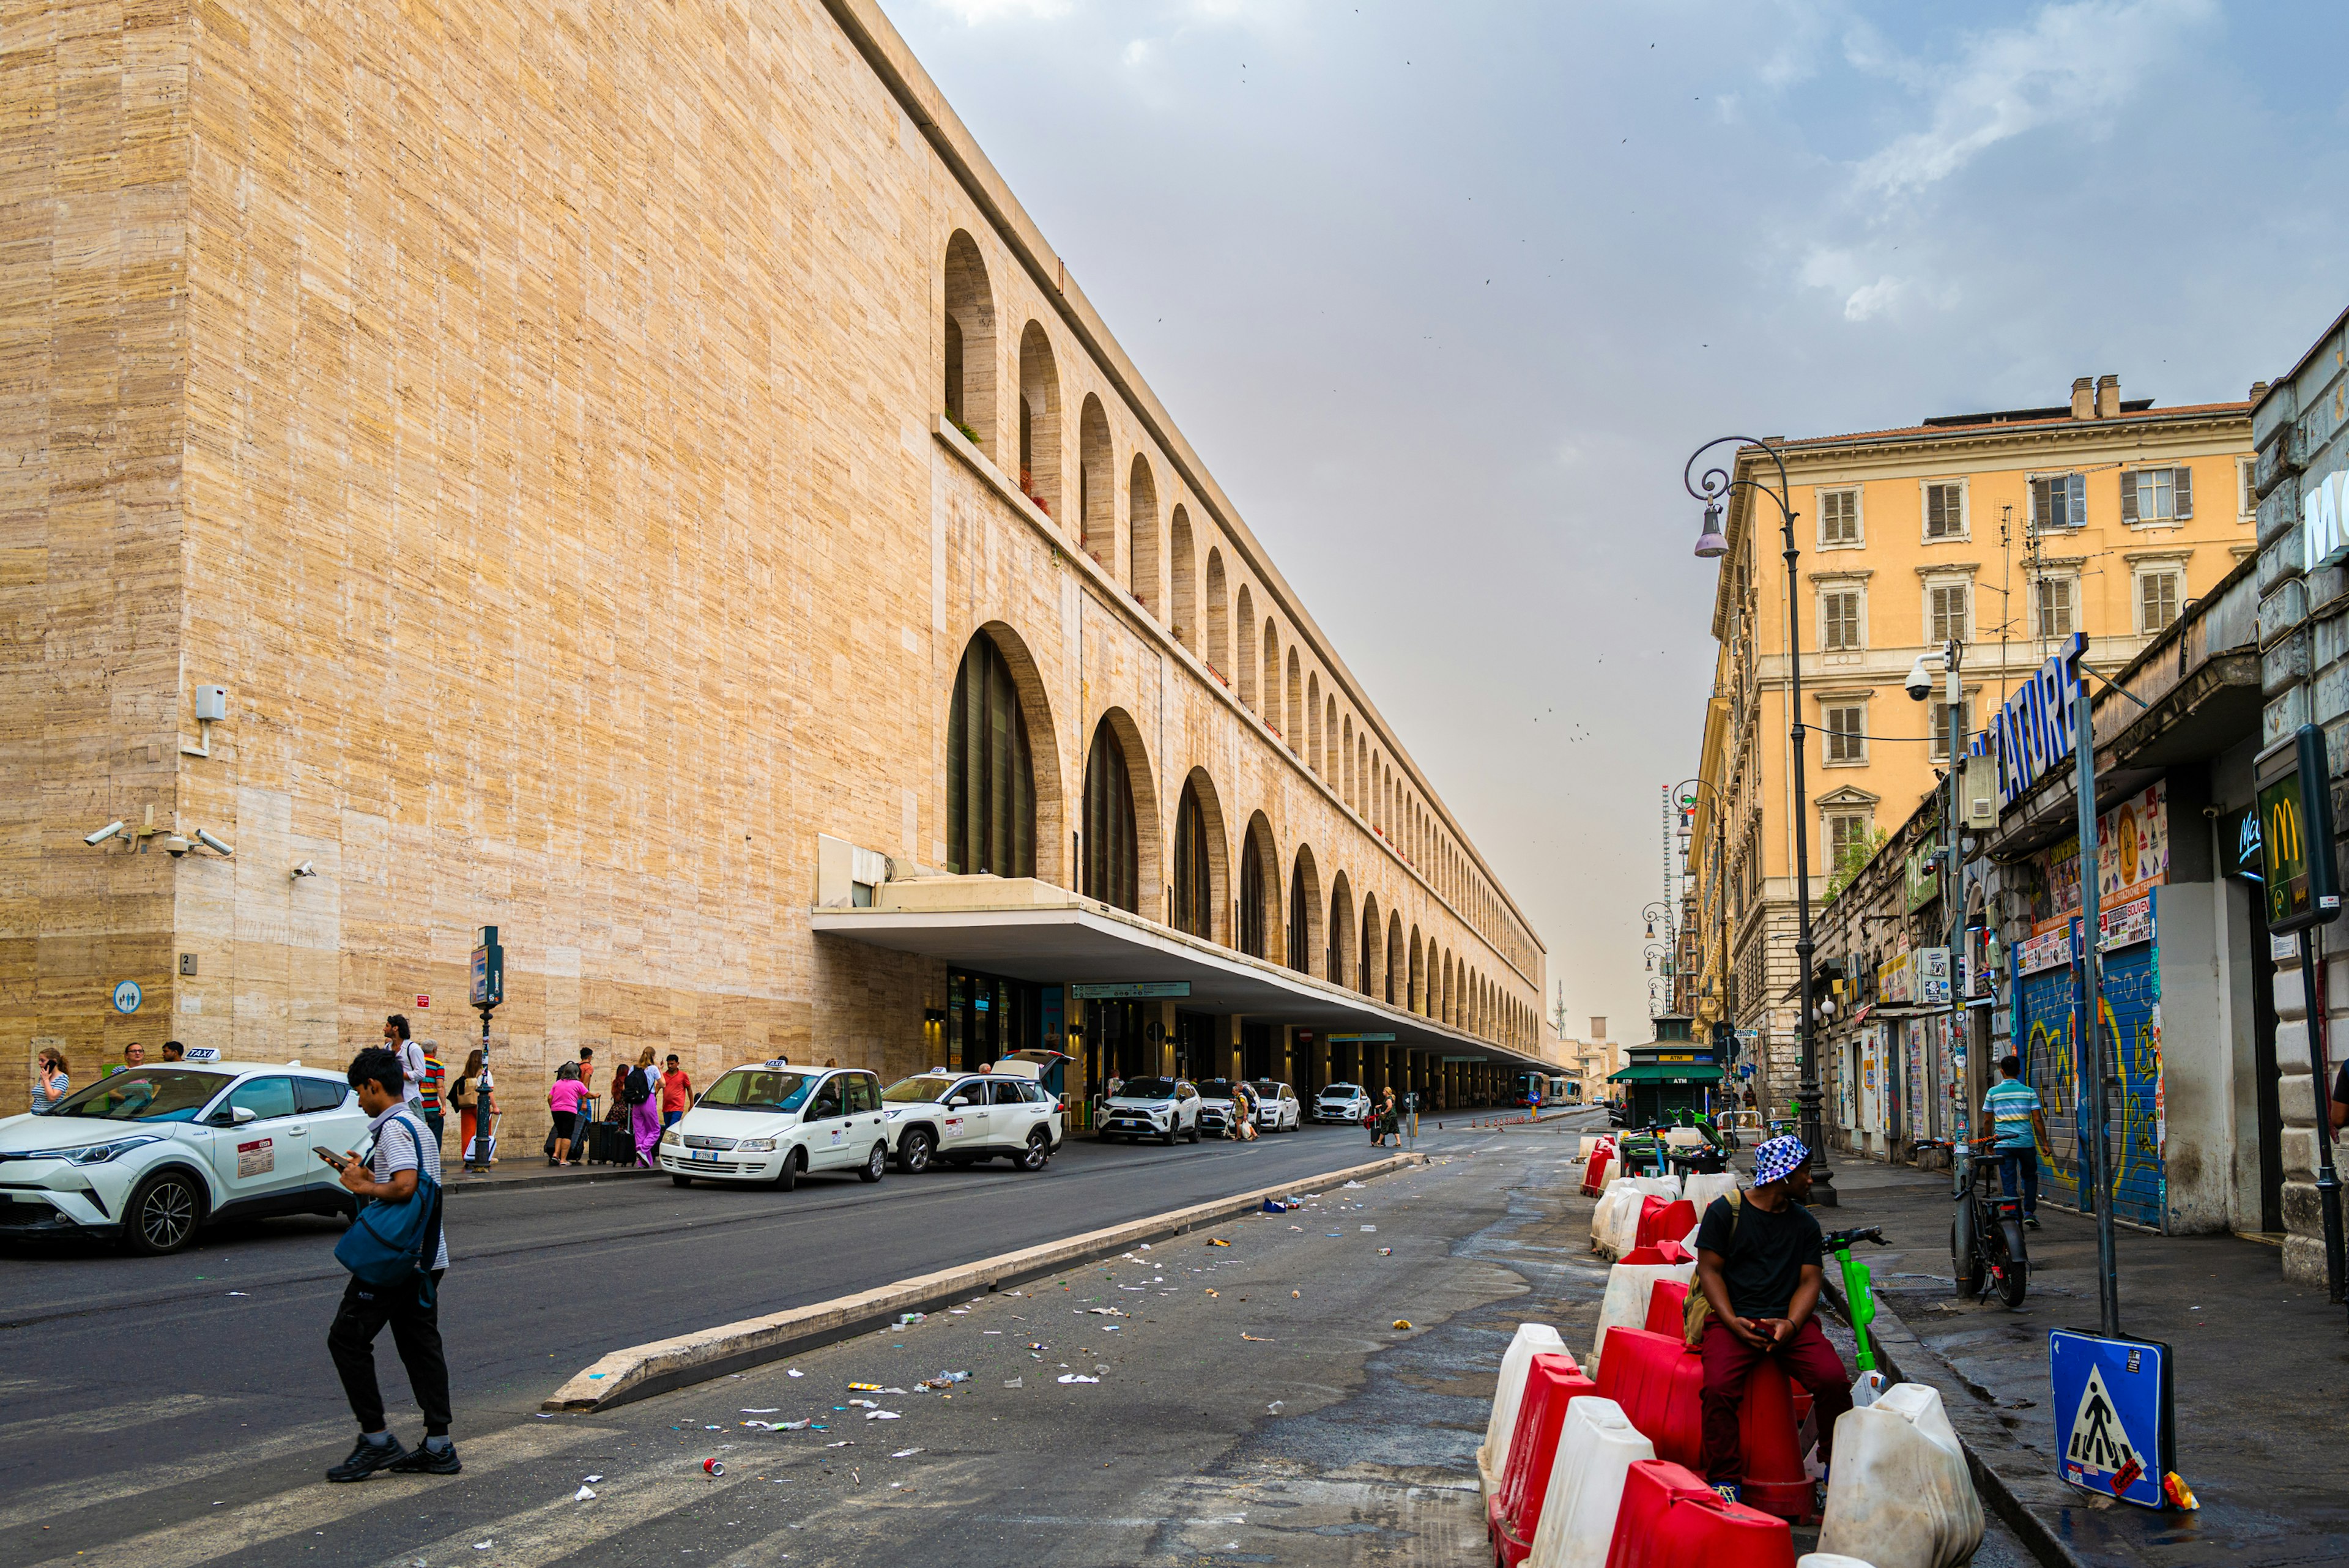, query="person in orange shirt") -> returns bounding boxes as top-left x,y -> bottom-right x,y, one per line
660,1053 -> 694,1129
